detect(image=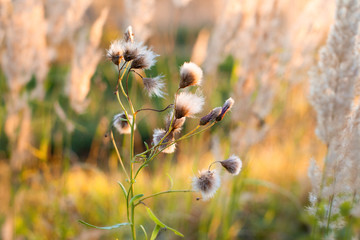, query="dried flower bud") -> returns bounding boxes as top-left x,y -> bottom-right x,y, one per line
165,114 -> 185,134
179,62 -> 203,88
200,107 -> 222,125
123,41 -> 145,62
152,129 -> 176,154
216,97 -> 235,121
143,76 -> 166,98
106,40 -> 124,65
220,155 -> 242,175
124,26 -> 134,43
113,113 -> 135,134
175,92 -> 204,119
192,170 -> 221,200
